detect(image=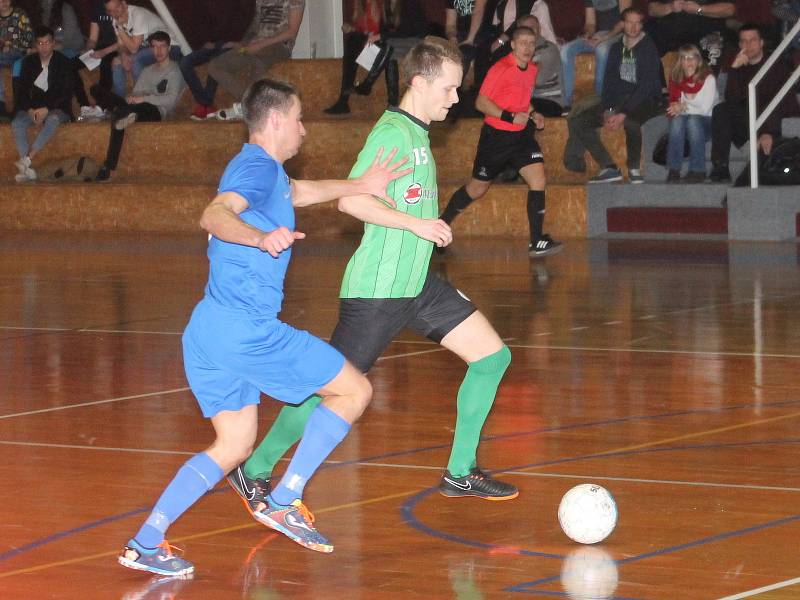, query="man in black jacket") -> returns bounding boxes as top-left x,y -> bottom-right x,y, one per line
11,26 -> 73,183
566,7 -> 664,184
